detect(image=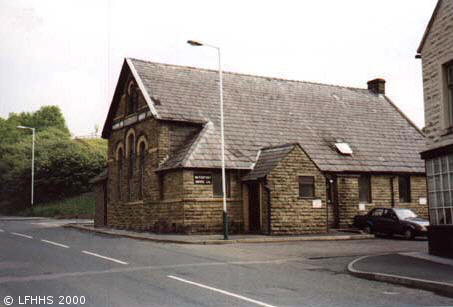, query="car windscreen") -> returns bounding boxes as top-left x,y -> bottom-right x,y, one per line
393,209 -> 417,220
